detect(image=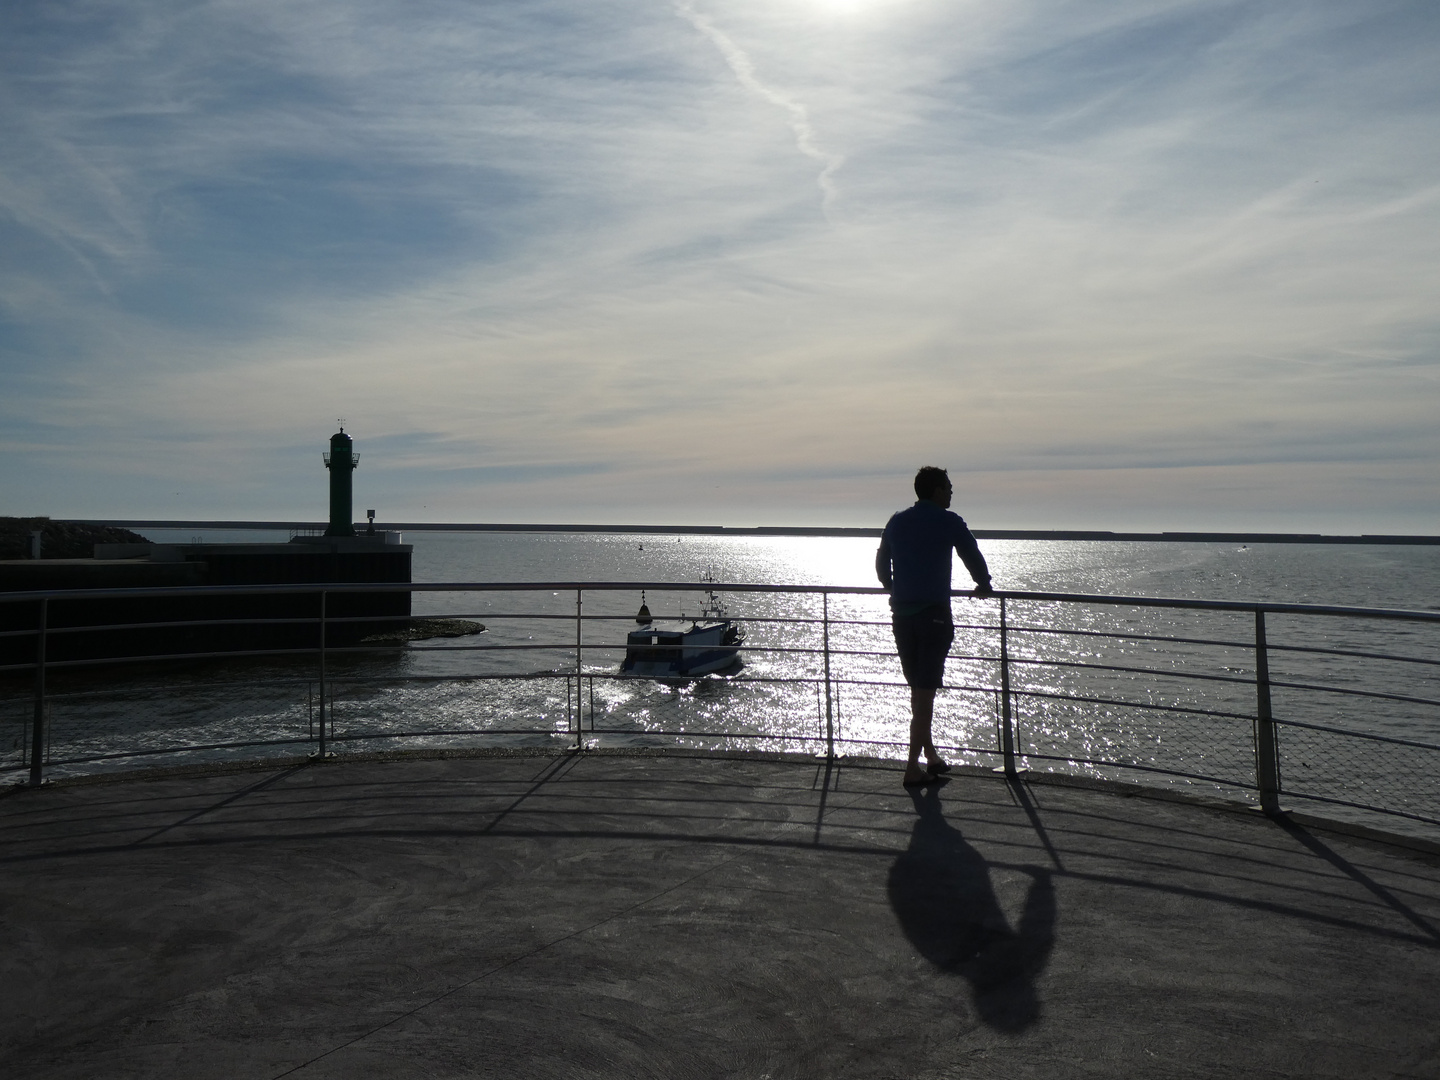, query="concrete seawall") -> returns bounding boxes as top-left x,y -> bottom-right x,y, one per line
0,538 -> 412,665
